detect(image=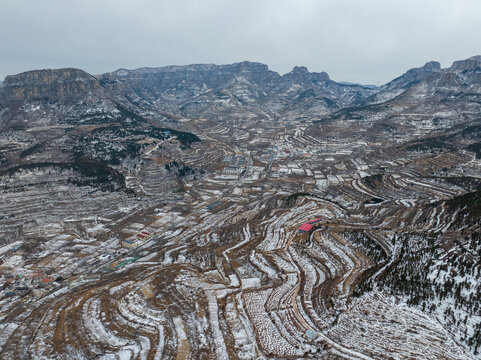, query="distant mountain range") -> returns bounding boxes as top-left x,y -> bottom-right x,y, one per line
336,81 -> 377,88
1,56 -> 481,138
